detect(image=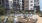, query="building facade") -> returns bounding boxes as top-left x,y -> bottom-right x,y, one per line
3,0 -> 9,9
13,0 -> 20,11
2,0 -> 11,15
24,0 -> 29,11
34,0 -> 40,13
24,0 -> 39,10
1,0 -> 13,9
1,0 -> 40,14
24,0 -> 40,13
13,0 -> 40,13
19,0 -> 22,10
13,0 -> 24,11
9,0 -> 13,9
